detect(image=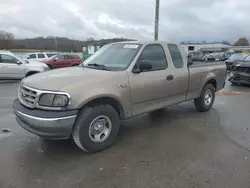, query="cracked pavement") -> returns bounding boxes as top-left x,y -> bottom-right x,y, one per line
0,82 -> 250,188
